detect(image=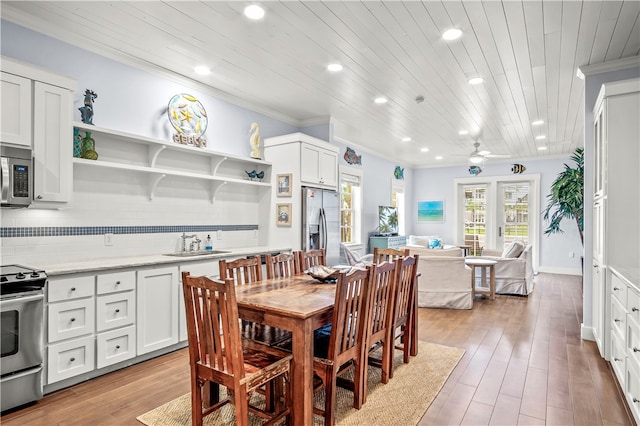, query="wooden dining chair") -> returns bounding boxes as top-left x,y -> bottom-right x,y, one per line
373,247 -> 410,264
313,267 -> 371,425
385,254 -> 419,379
219,256 -> 291,347
181,272 -> 292,426
361,260 -> 397,403
265,252 -> 300,279
298,248 -> 327,271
